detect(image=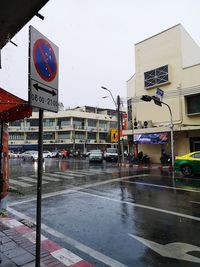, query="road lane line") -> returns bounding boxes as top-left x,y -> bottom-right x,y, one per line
7,207 -> 127,267
72,190 -> 200,222
124,181 -> 200,193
